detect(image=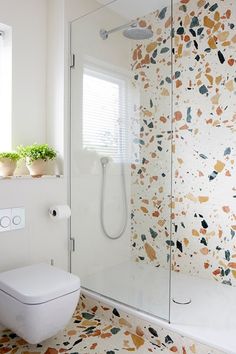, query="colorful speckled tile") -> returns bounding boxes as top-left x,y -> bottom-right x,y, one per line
0,302 -> 168,354
172,126 -> 236,283
172,0 -> 236,284
78,294 -> 225,354
131,0 -> 236,286
0,295 -> 226,354
130,5 -> 173,272
131,131 -> 172,268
